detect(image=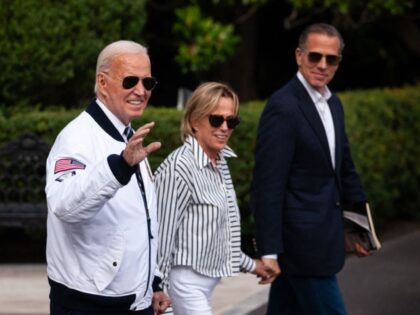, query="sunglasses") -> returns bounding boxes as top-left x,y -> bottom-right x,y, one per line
306,51 -> 342,66
122,76 -> 157,91
208,115 -> 240,129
